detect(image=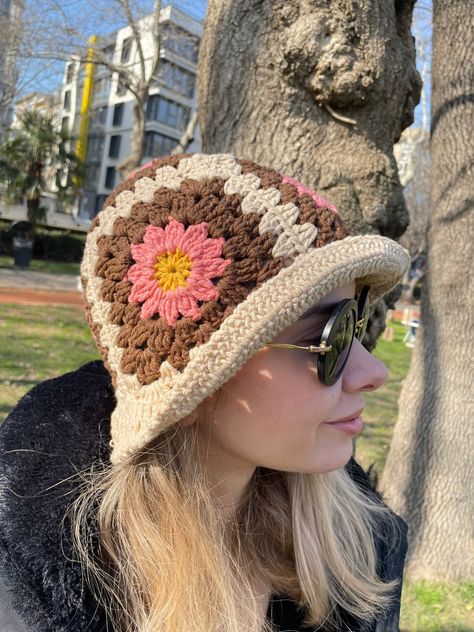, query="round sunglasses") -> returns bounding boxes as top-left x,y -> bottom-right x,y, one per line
265,286 -> 370,386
